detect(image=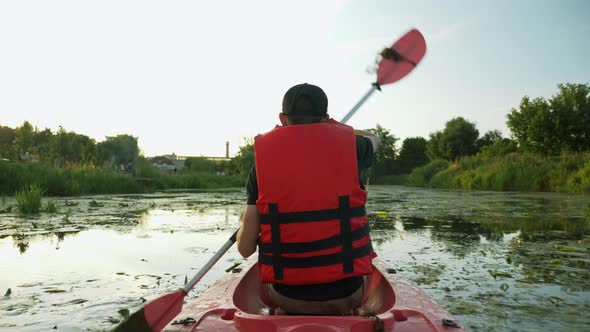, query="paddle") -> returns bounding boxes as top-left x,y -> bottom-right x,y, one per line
340,28 -> 426,123
115,28 -> 426,332
114,230 -> 239,332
